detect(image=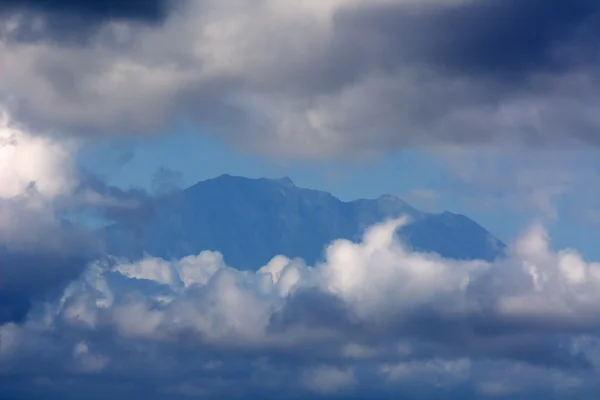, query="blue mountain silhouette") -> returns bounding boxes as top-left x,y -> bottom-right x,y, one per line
105,174 -> 505,269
